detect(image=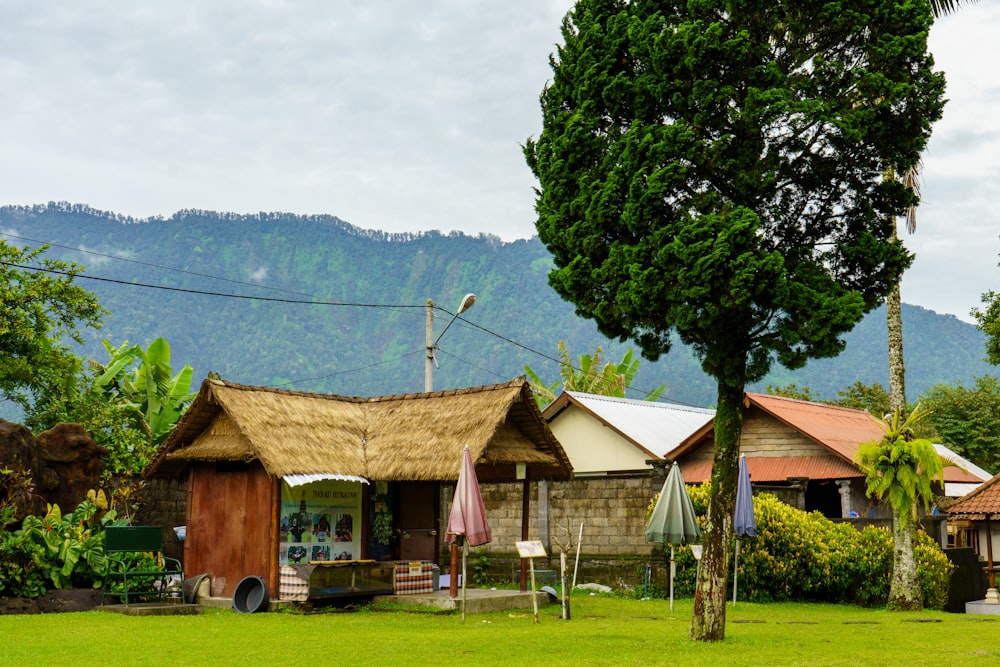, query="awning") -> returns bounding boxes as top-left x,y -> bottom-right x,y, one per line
283,473 -> 370,487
